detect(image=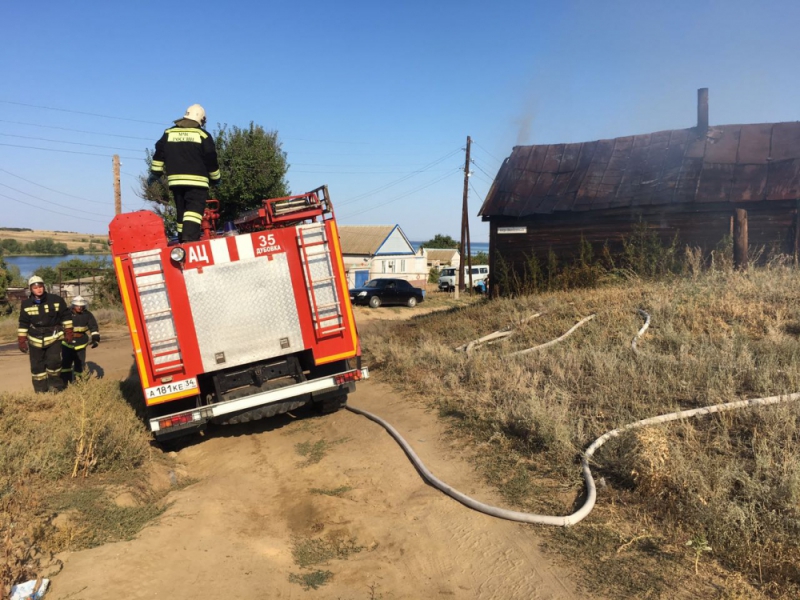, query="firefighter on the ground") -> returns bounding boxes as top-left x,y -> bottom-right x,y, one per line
147,104 -> 221,242
60,295 -> 99,384
17,276 -> 74,393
